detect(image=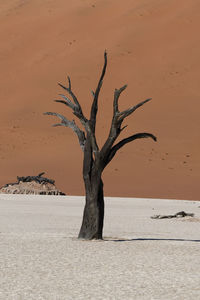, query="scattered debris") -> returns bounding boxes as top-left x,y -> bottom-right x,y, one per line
151,211 -> 194,219
0,172 -> 65,195
16,172 -> 55,185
